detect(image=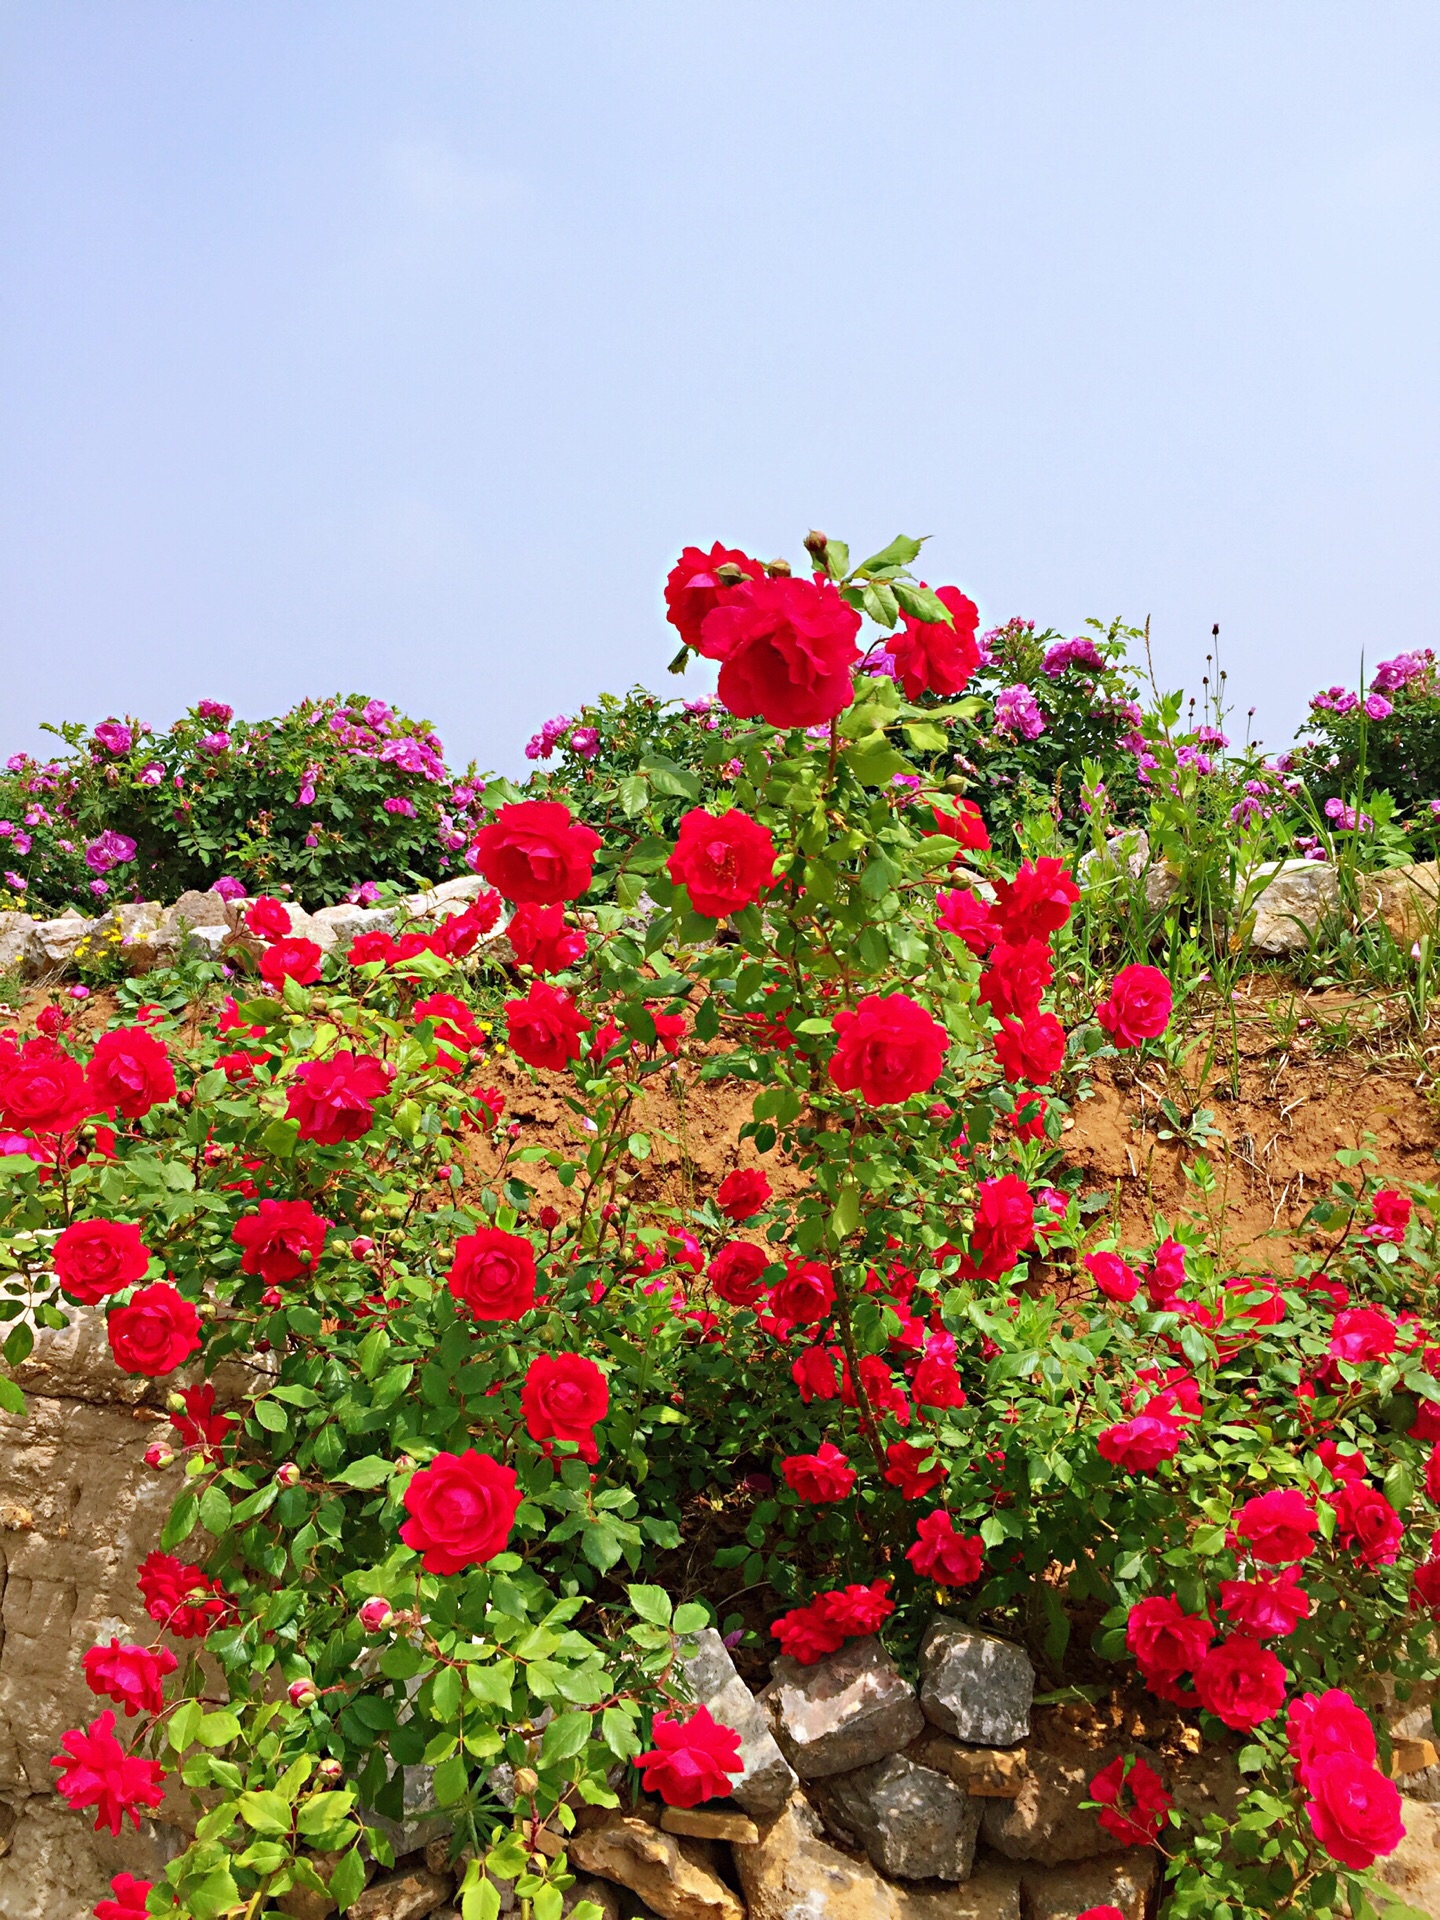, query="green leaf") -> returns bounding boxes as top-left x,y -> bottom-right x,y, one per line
431,1666 -> 462,1721
672,1602 -> 709,1635
1384,1460 -> 1416,1511
282,975 -> 310,1013
238,1789 -> 292,1834
160,1490 -> 199,1551
197,1709 -> 243,1747
462,1876 -> 503,1920
626,1584 -> 672,1626
829,1184 -> 861,1240
639,755 -> 701,802
860,583 -> 899,629
198,1484 -> 232,1536
260,1117 -> 300,1160
252,1397 -> 288,1433
181,1865 -> 241,1920
0,1375 -> 26,1417
333,1455 -> 393,1489
329,1847 -> 369,1913
168,1698 -> 203,1753
297,1791 -> 356,1838
857,534 -> 924,573
842,742 -> 912,787
432,1753 -> 469,1805
539,1710 -> 592,1765
892,581 -> 951,624
902,722 -> 948,753
3,1322 -> 33,1368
